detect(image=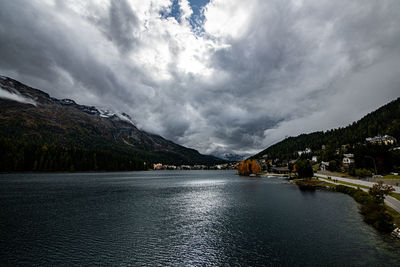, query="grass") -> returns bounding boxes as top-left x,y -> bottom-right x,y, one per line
386,205 -> 400,227
318,177 -> 370,190
334,180 -> 370,190
389,193 -> 400,201
379,175 -> 400,180
312,164 -> 319,171
294,178 -> 333,190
